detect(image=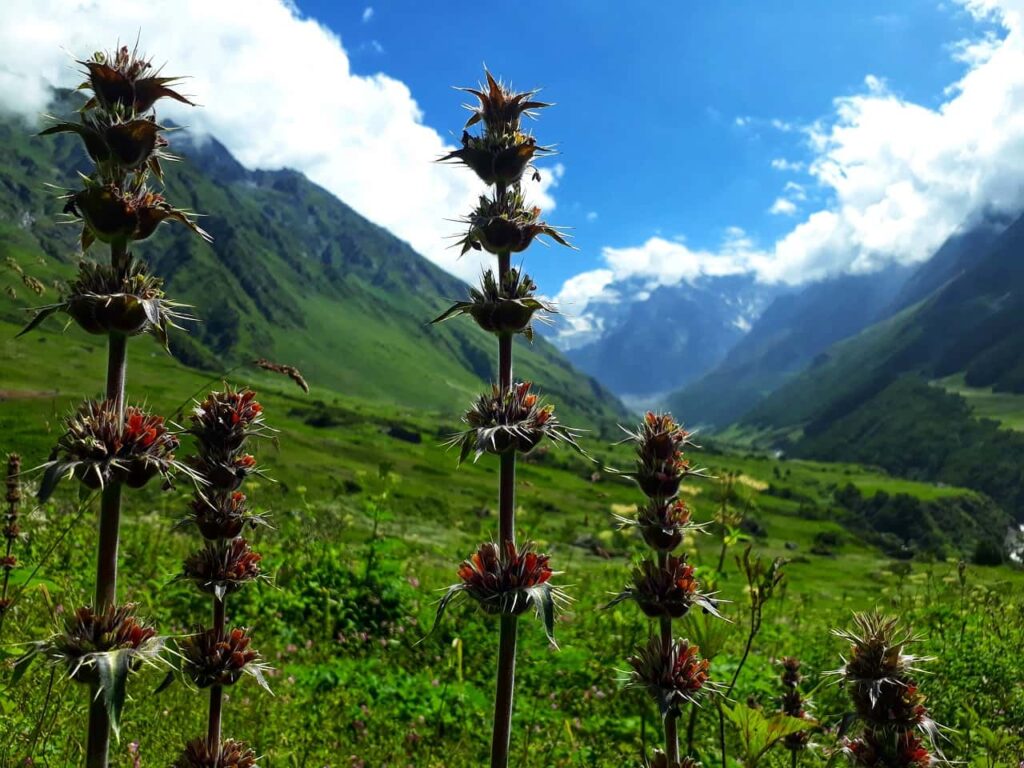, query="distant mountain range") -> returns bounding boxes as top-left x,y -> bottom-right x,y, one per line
0,95 -> 628,433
